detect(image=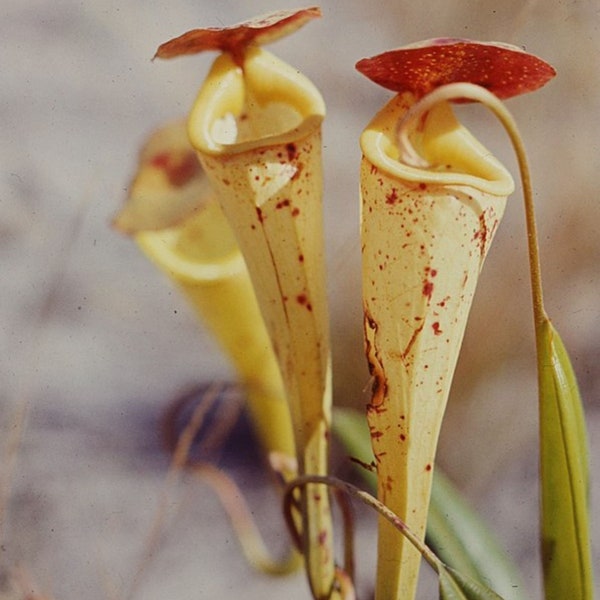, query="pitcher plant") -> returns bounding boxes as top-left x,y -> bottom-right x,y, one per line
154,8 -> 339,599
117,10 -> 594,600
